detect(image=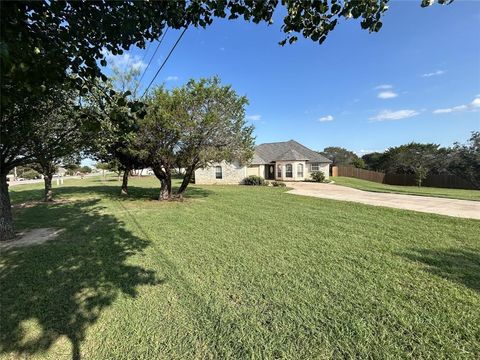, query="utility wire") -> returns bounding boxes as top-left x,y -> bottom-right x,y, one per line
136,27 -> 169,93
142,27 -> 188,98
